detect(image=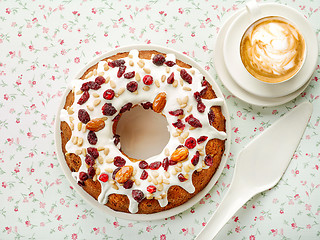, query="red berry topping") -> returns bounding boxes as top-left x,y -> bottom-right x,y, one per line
112,167 -> 121,180
126,81 -> 138,92
79,172 -> 88,181
77,91 -> 90,105
143,75 -> 153,85
99,173 -> 109,182
162,157 -> 169,171
169,160 -> 177,165
141,102 -> 153,110
120,103 -> 133,113
124,71 -> 135,79
185,114 -> 202,128
197,136 -> 208,144
85,154 -> 95,166
132,189 -> 144,202
108,59 -> 125,68
87,166 -> 96,178
87,131 -> 98,145
178,173 -> 187,182
185,137 -> 196,149
193,91 -> 201,102
204,154 -> 213,166
140,170 -> 148,180
149,161 -> 162,170
77,181 -> 85,186
95,76 -> 106,85
191,151 -> 200,166
167,72 -> 175,84
78,109 -> 90,124
117,65 -> 126,78
169,109 -> 184,116
147,185 -> 156,193
172,119 -> 185,130
102,103 -> 117,116
87,81 -> 101,90
197,102 -> 206,113
180,69 -> 192,84
202,78 -> 209,86
123,179 -> 134,189
112,114 -> 120,122
87,147 -> 99,159
114,156 -> 126,167
80,82 -> 90,92
103,89 -> 115,100
208,109 -> 215,125
139,161 -> 149,169
164,61 -> 176,67
113,134 -> 120,146
152,54 -> 166,66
